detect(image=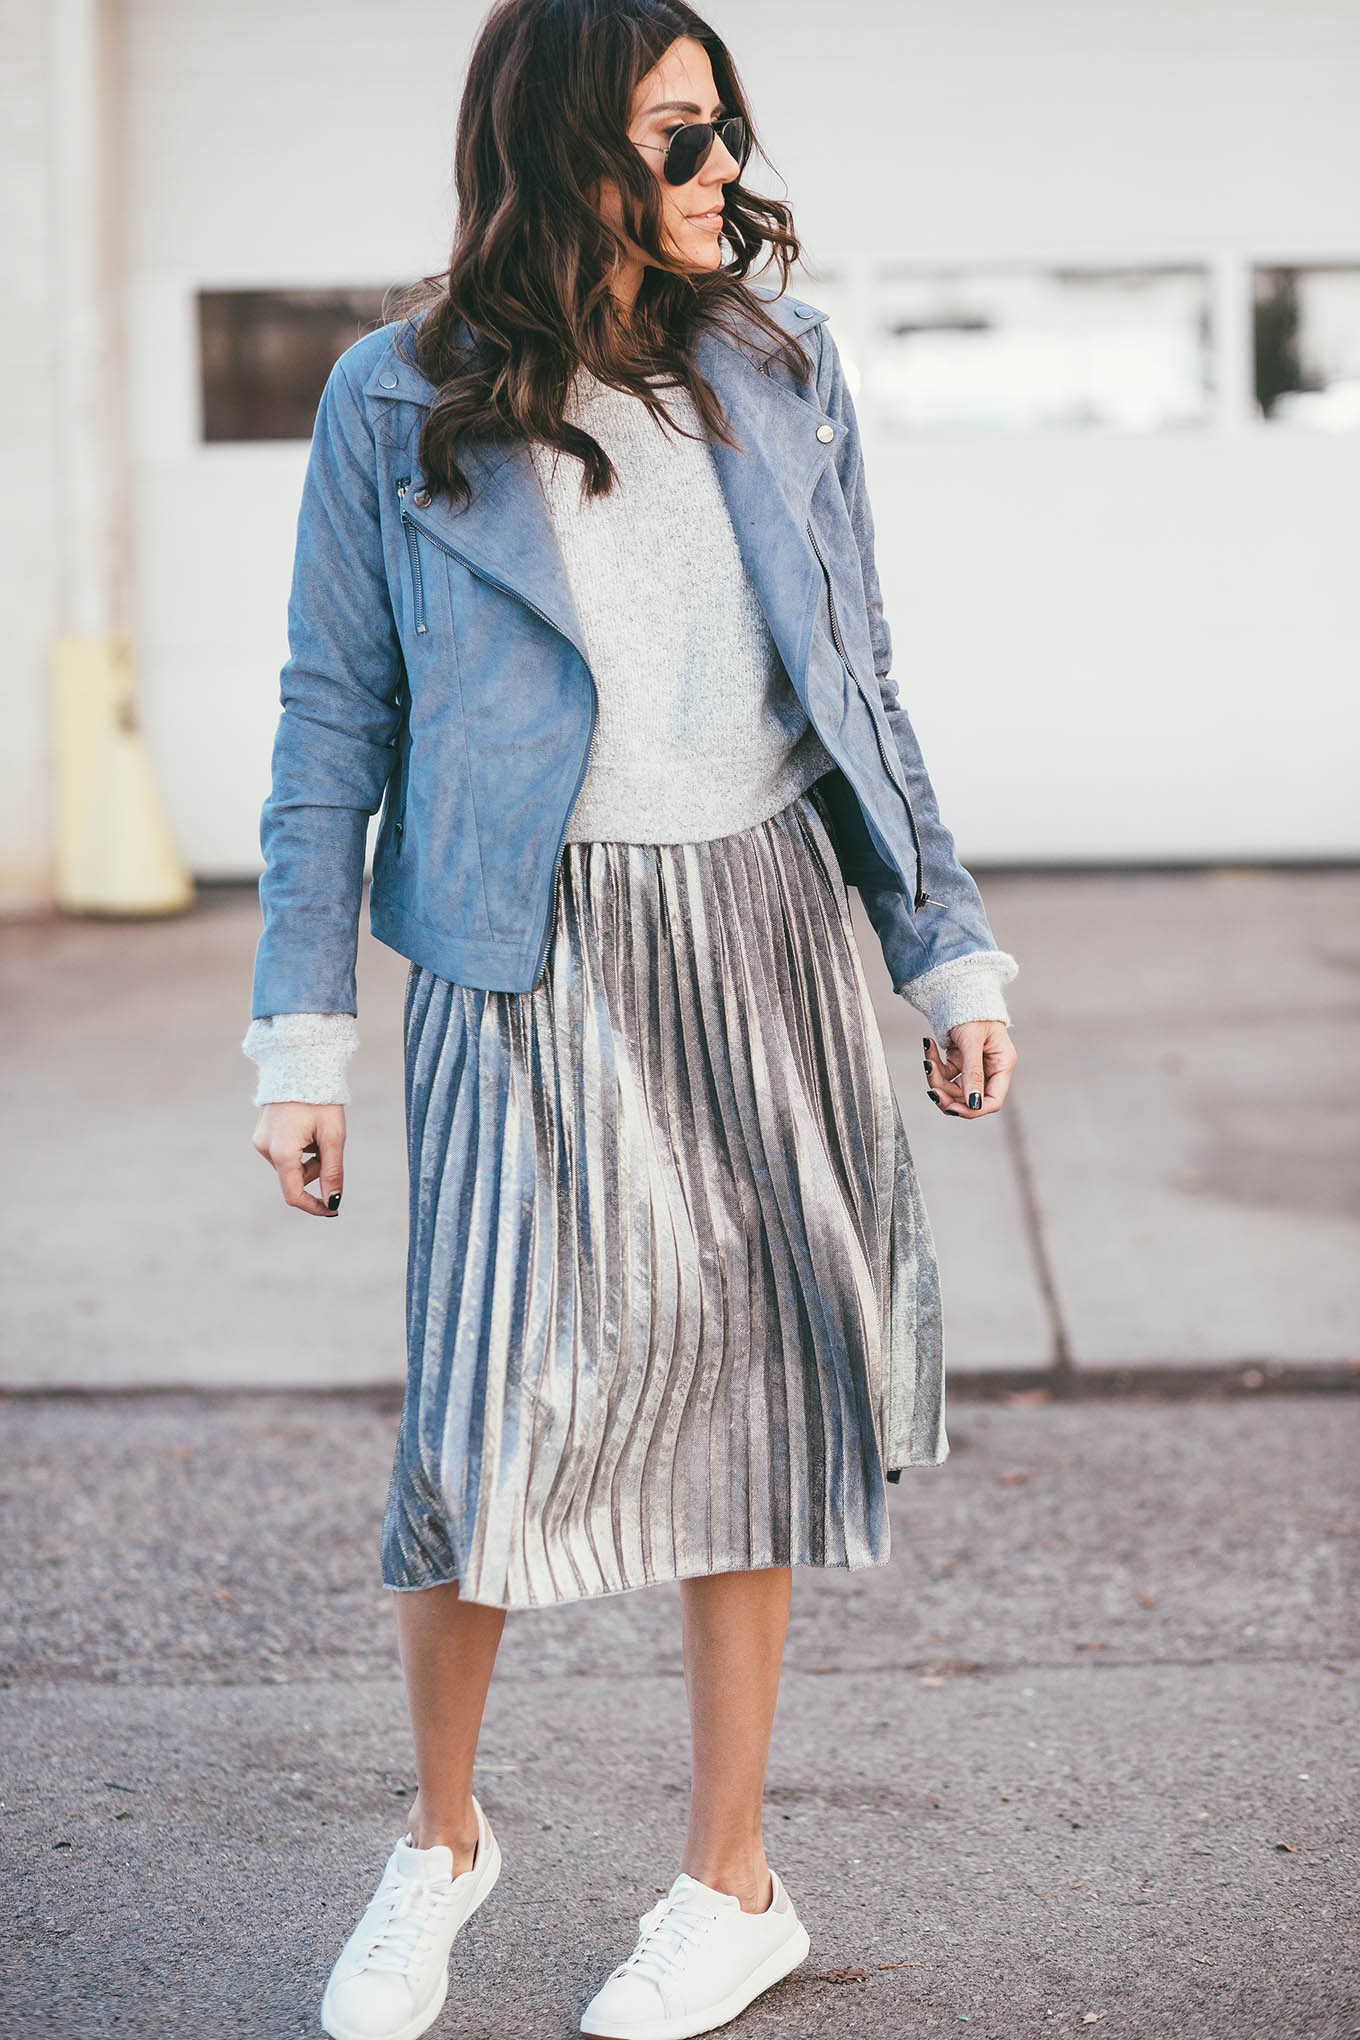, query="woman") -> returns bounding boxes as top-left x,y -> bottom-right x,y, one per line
244,3 -> 1018,2036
